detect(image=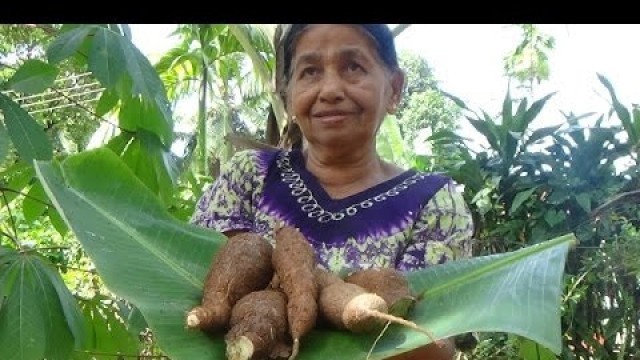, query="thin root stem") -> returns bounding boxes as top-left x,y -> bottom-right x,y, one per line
366,309 -> 441,346
366,321 -> 391,360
